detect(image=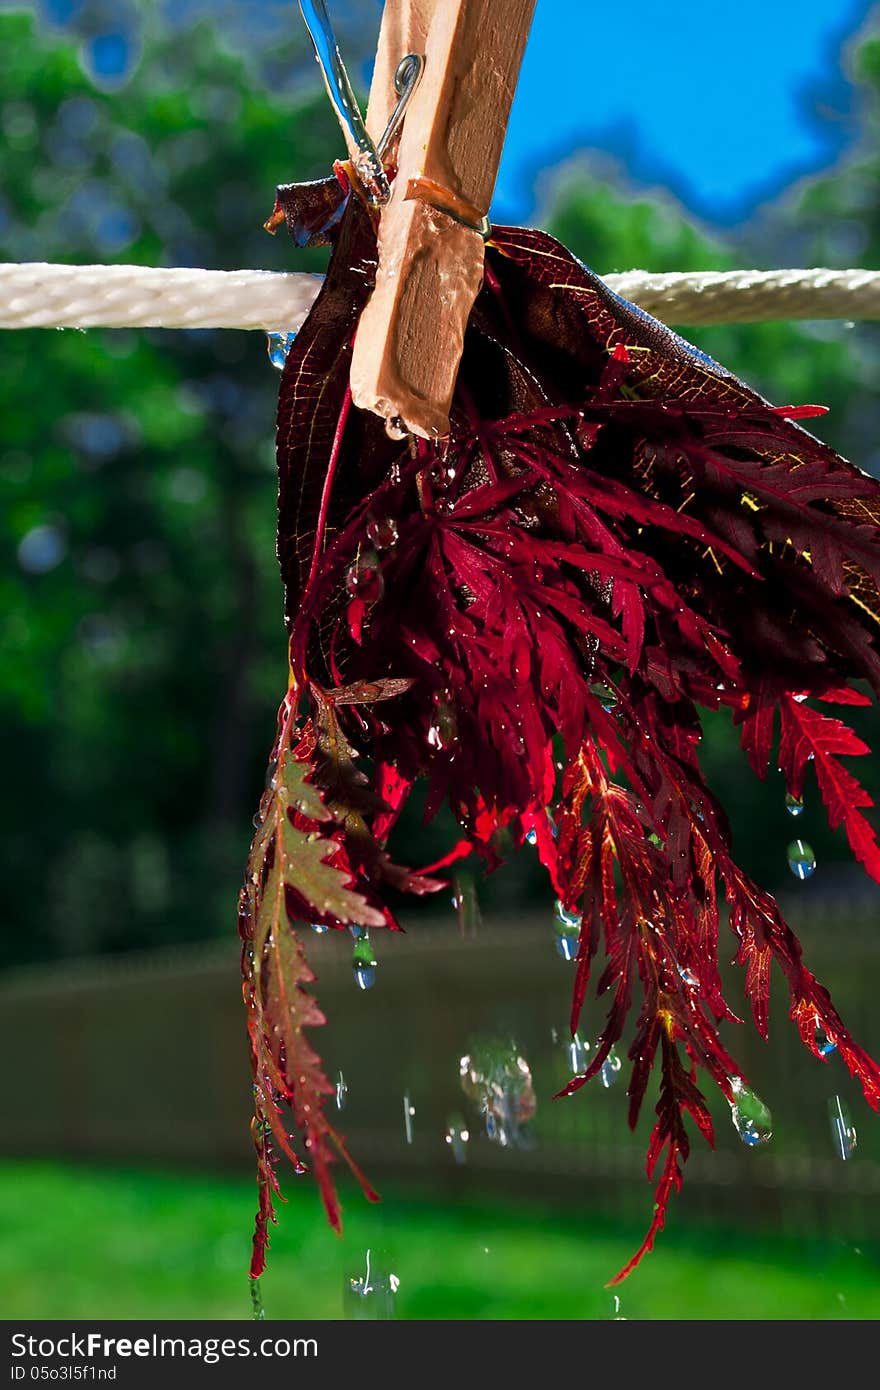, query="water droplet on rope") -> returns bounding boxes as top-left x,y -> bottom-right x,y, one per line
600,1047 -> 622,1089
787,839 -> 816,880
344,1248 -> 399,1320
445,1115 -> 469,1164
345,547 -> 383,602
335,1070 -> 348,1110
829,1095 -> 857,1160
729,1077 -> 773,1146
785,792 -> 805,817
266,331 -> 296,370
403,1093 -> 415,1144
366,515 -> 399,550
